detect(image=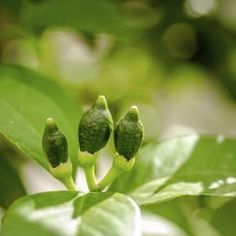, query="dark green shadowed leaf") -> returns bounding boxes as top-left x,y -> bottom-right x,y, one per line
0,156 -> 25,208
0,65 -> 80,174
211,197 -> 236,236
